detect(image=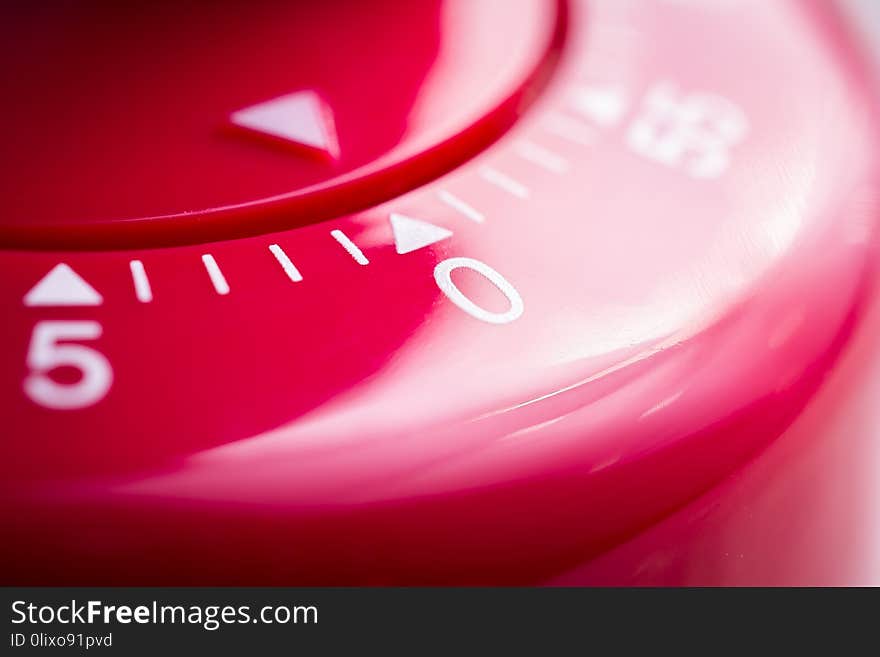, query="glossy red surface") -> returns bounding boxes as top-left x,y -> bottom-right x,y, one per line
2,0 -> 880,584
553,258 -> 880,586
0,0 -> 560,248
